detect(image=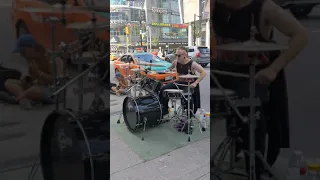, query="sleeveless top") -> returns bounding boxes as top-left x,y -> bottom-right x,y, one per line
176,60 -> 195,82
213,0 -> 280,65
